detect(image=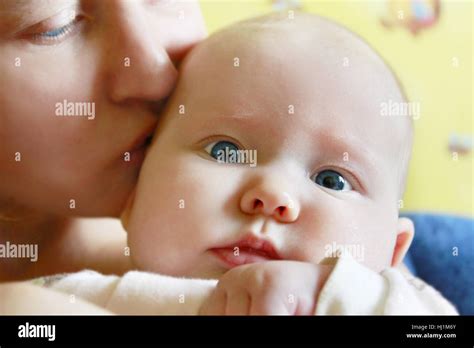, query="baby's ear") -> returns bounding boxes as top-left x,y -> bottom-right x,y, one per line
120,188 -> 136,230
391,217 -> 415,267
